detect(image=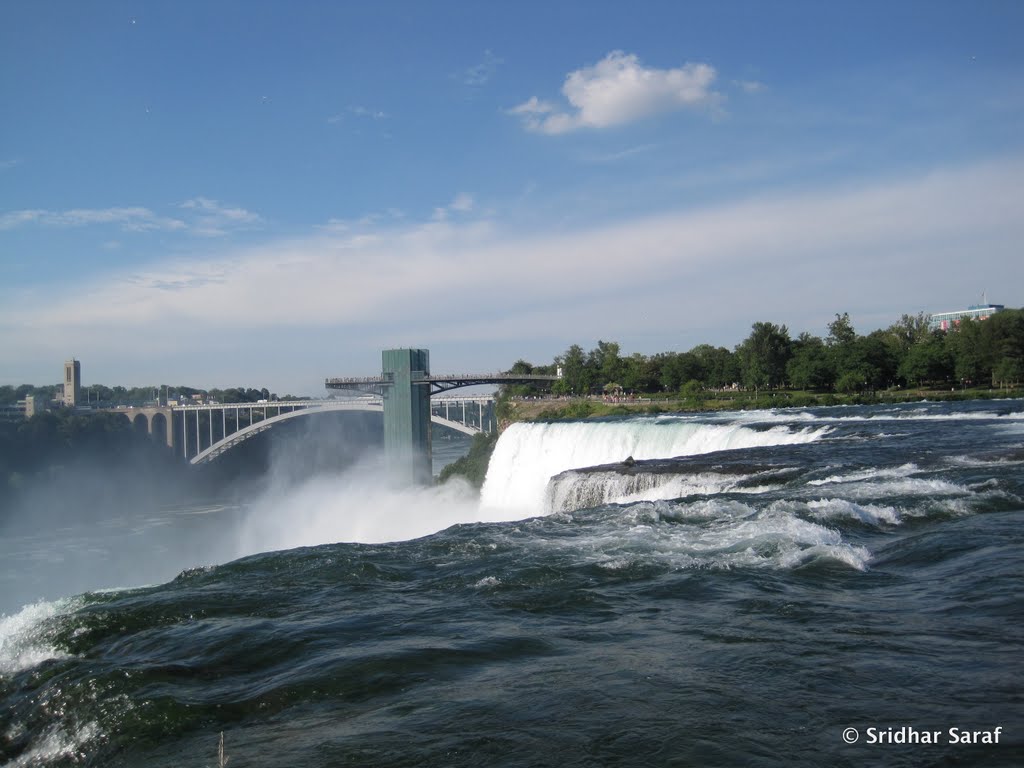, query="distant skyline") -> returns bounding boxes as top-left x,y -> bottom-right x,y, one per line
2,1 -> 1022,394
